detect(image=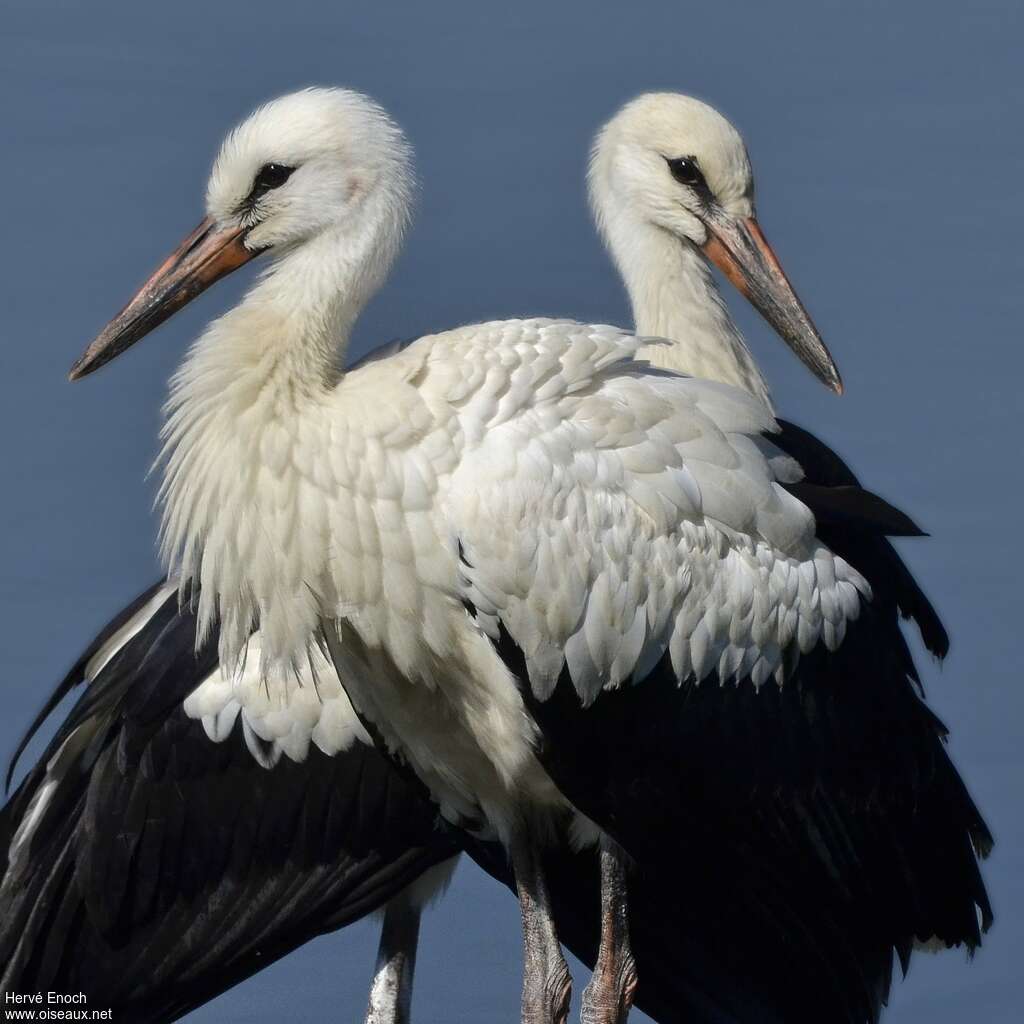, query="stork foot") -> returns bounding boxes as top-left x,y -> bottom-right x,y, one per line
579,954 -> 636,1024
522,955 -> 573,1024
